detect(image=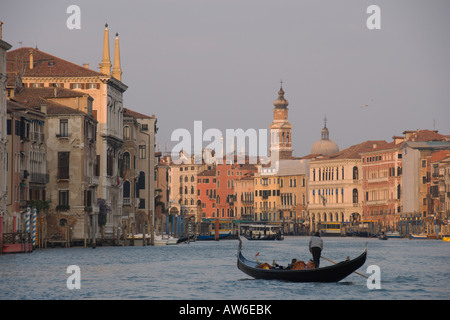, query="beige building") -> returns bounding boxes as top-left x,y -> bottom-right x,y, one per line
308,140 -> 388,231
122,108 -> 157,234
168,152 -> 209,220
12,87 -> 98,245
254,159 -> 309,232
